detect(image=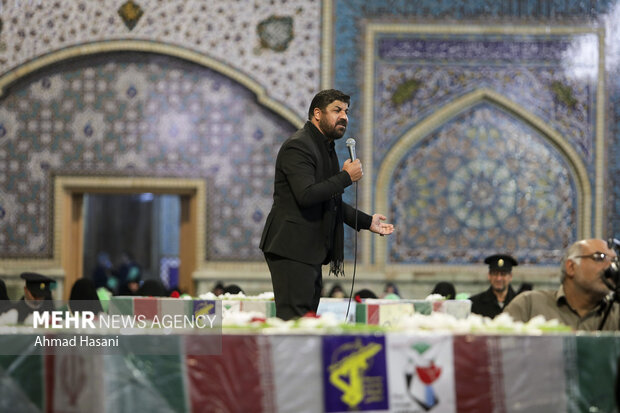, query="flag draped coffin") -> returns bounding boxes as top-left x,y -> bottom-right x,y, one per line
108,296 -> 275,319
0,331 -> 619,412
